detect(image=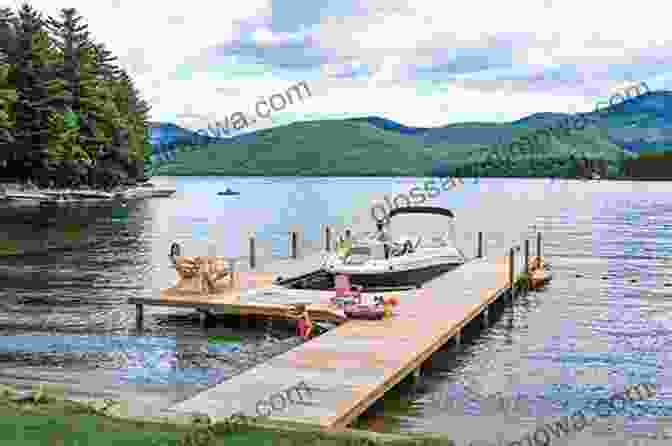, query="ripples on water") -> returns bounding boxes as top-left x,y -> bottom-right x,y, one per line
0,187 -> 309,406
